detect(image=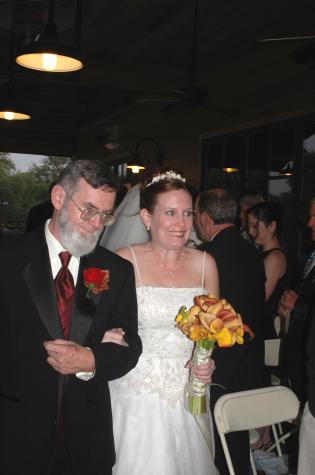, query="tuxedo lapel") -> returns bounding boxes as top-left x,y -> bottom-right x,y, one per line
69,254 -> 103,345
22,241 -> 64,340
